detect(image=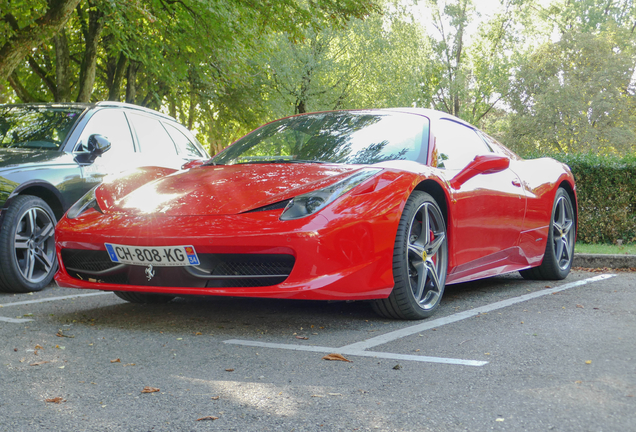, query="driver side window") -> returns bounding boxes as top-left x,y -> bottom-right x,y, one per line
75,109 -> 135,158
435,119 -> 492,170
